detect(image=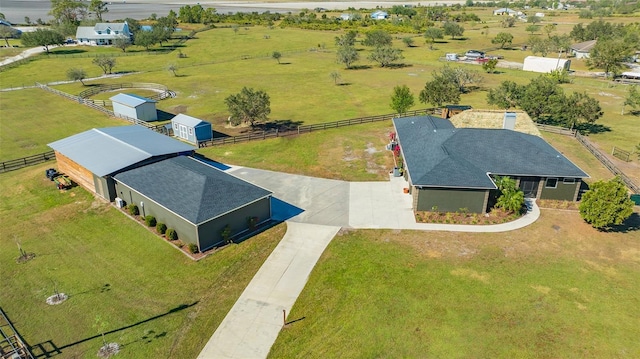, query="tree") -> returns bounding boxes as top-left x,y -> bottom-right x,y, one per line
517,76 -> 564,120
528,36 -> 553,57
424,27 -> 444,50
623,85 -> 640,114
225,87 -> 271,126
49,0 -> 86,25
443,22 -> 464,39
24,16 -> 31,25
494,176 -> 525,213
113,35 -> 131,52
168,63 -> 178,76
92,56 -> 116,74
527,15 -> 541,24
526,24 -> 540,35
0,26 -> 20,47
586,39 -> 633,78
543,23 -> 556,38
362,30 -> 392,47
154,16 -> 177,45
482,58 -> 498,73
491,32 -> 513,49
501,17 -> 516,28
487,80 -> 523,109
134,30 -> 156,50
390,85 -> 414,114
335,31 -> 356,47
402,37 -> 414,47
88,0 -> 108,21
232,24 -> 239,34
579,177 -> 634,230
436,65 -> 483,93
329,71 -> 341,85
20,28 -> 64,53
336,45 -> 359,69
272,51 -> 282,64
419,79 -> 460,107
368,46 -> 403,67
67,67 -> 86,85
562,91 -> 602,129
